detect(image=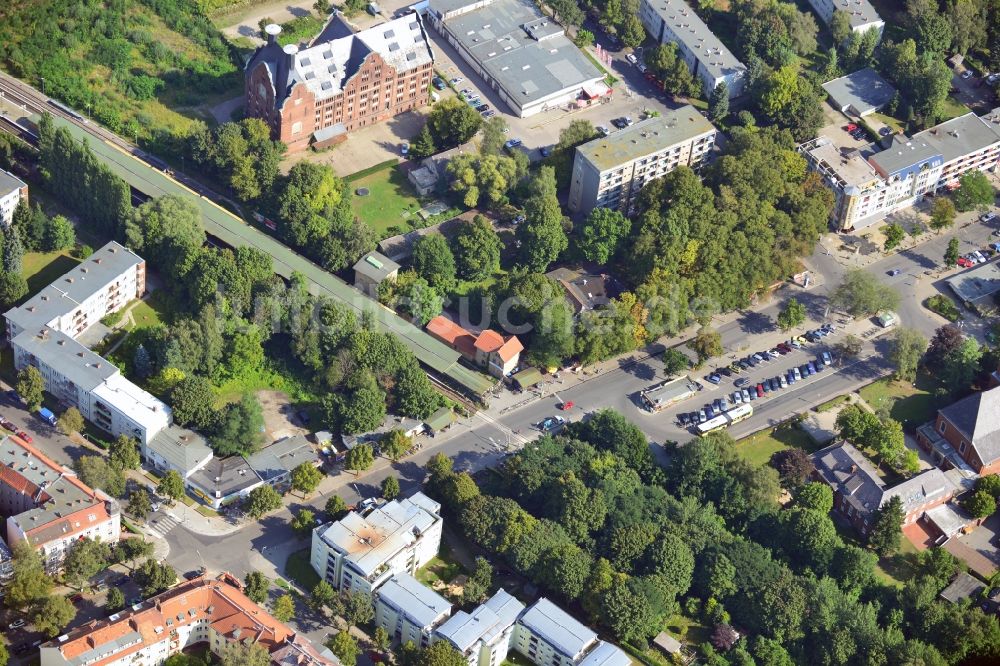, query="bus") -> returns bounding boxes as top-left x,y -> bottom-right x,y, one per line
696,404 -> 753,436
